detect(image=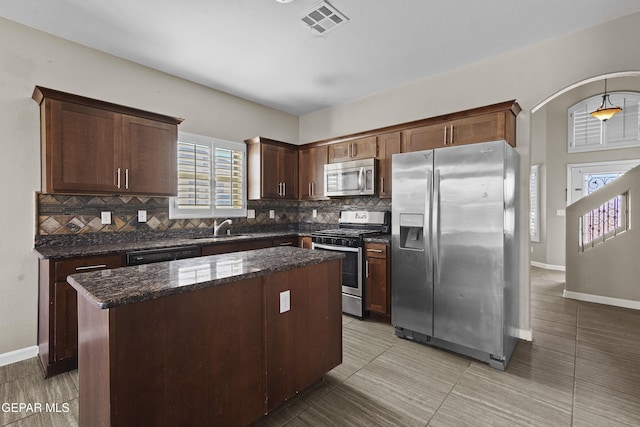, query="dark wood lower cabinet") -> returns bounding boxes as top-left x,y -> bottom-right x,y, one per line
77,259 -> 342,426
38,254 -> 123,377
365,242 -> 391,320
